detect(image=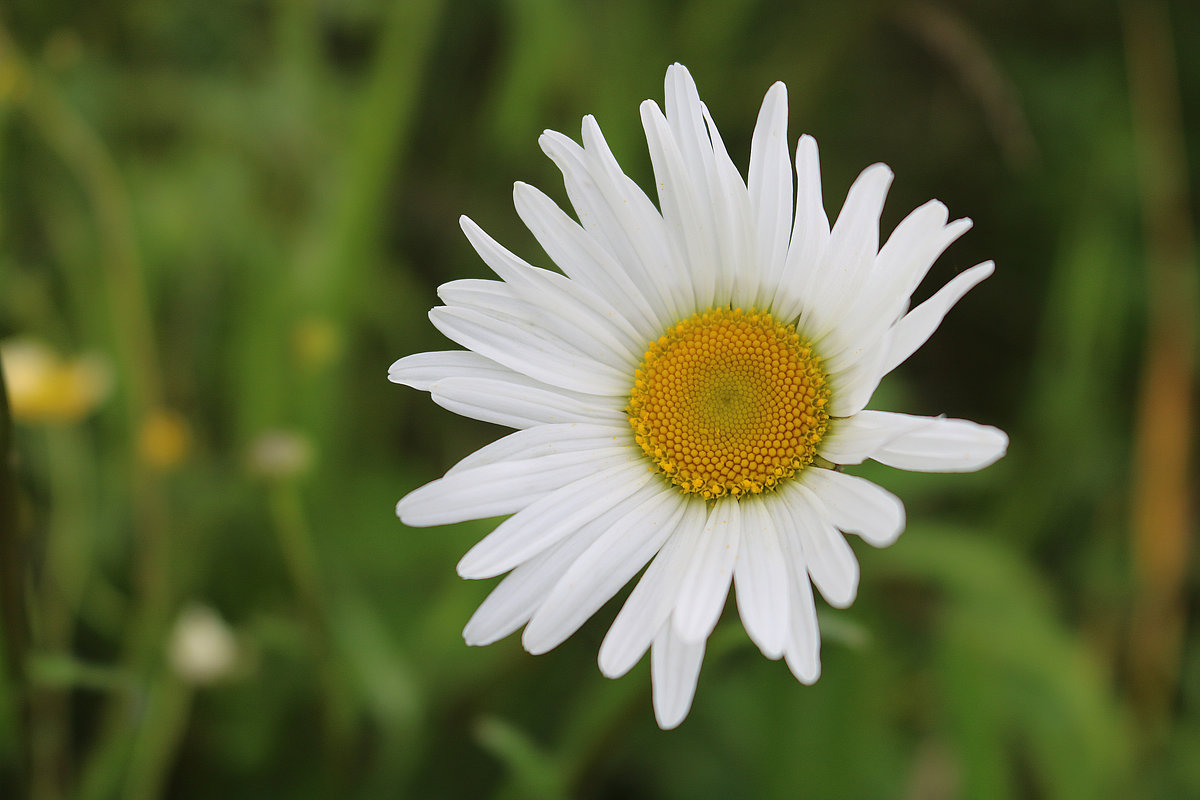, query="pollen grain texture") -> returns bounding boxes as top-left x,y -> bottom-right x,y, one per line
627,307 -> 830,499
